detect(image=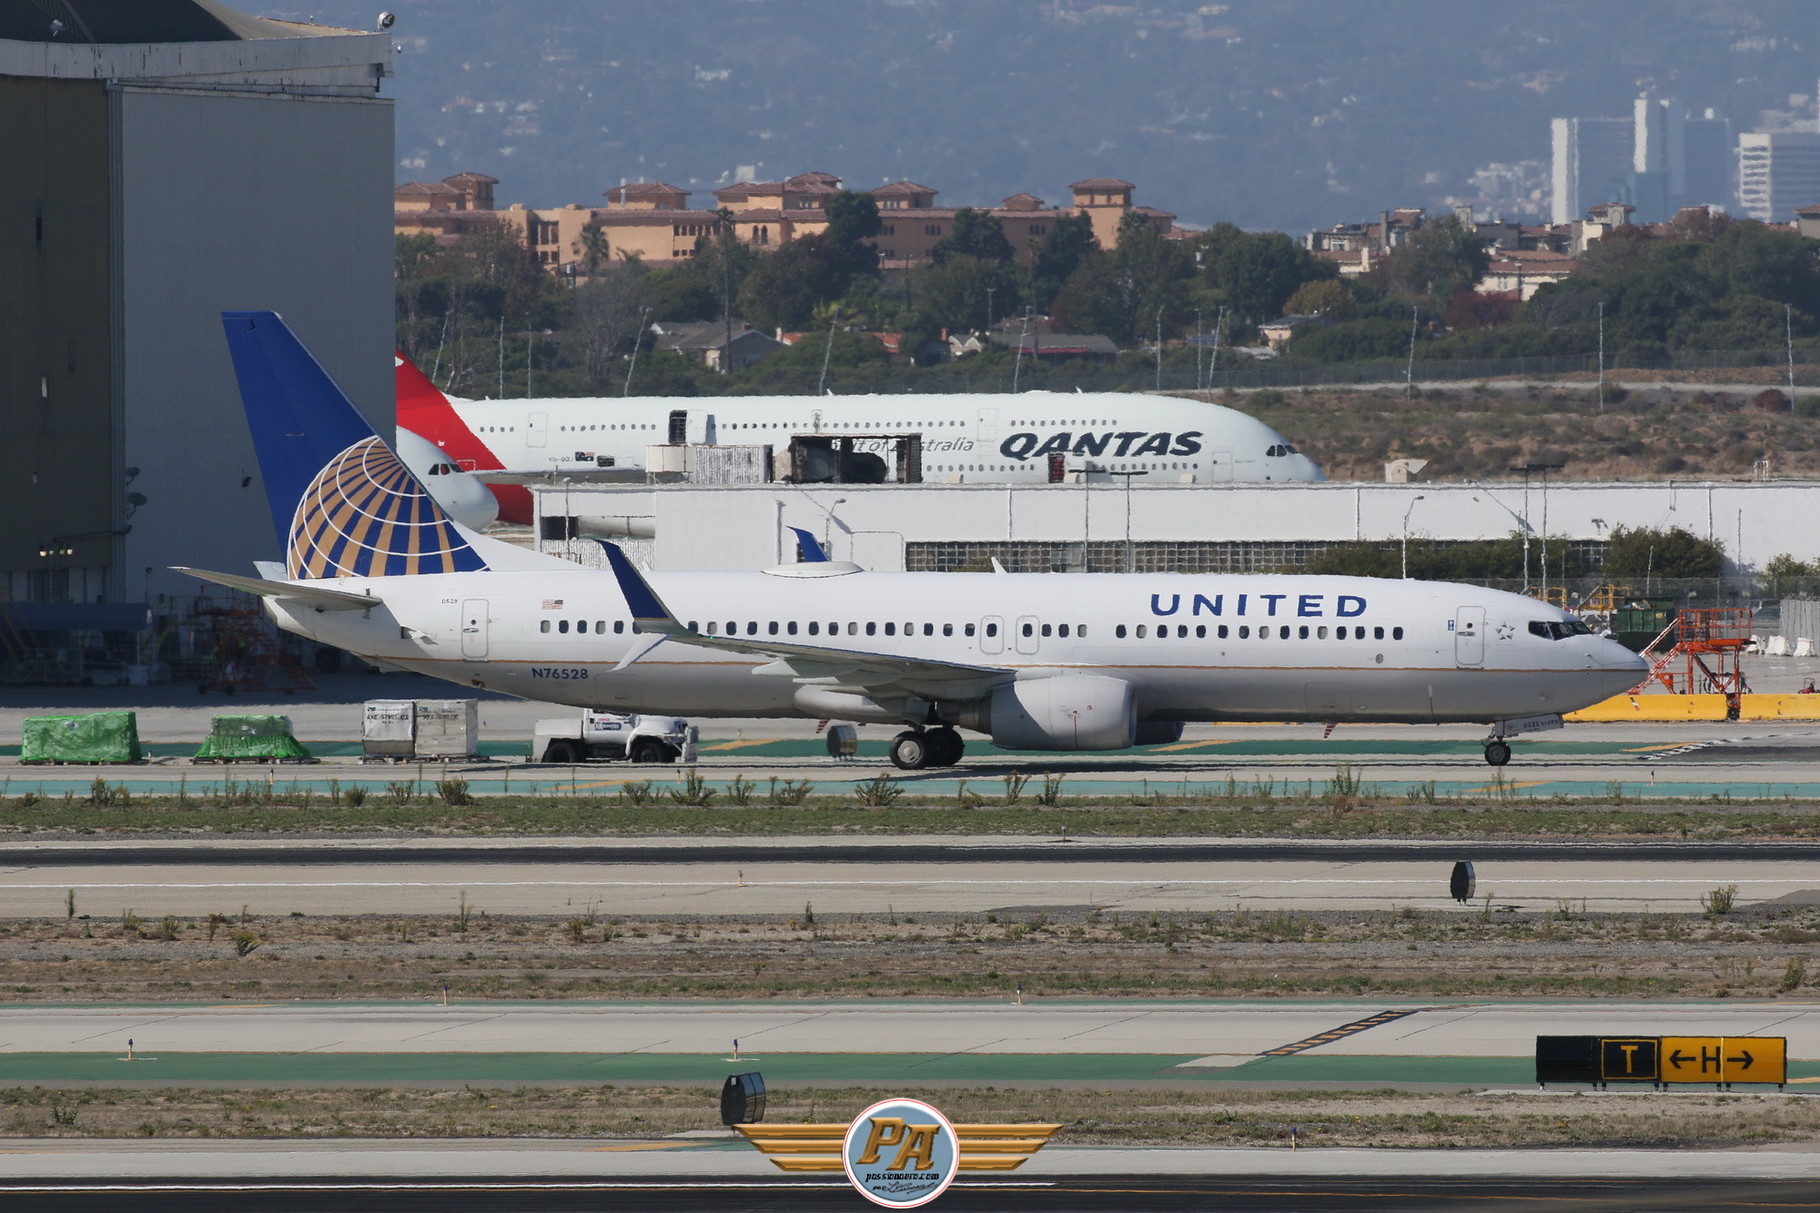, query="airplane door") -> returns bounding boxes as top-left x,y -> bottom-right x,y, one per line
977,407 -> 998,444
460,599 -> 490,659
1205,450 -> 1234,482
1015,615 -> 1041,655
979,615 -> 1005,656
1454,606 -> 1485,668
527,413 -> 548,449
